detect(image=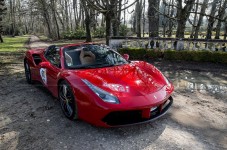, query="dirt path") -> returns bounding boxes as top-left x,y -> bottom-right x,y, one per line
29,35 -> 49,48
0,36 -> 226,150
